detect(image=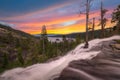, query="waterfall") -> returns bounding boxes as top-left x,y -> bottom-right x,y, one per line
0,36 -> 120,80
